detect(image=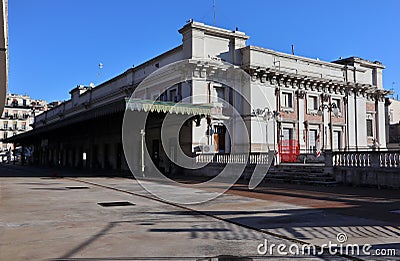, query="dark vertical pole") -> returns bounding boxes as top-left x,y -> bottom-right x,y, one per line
21,145 -> 25,166
213,0 -> 216,26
